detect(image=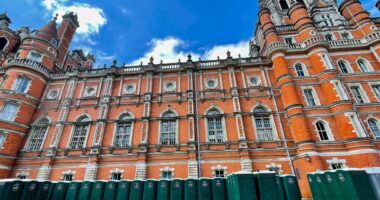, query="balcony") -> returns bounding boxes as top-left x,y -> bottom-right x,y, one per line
5,58 -> 51,78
